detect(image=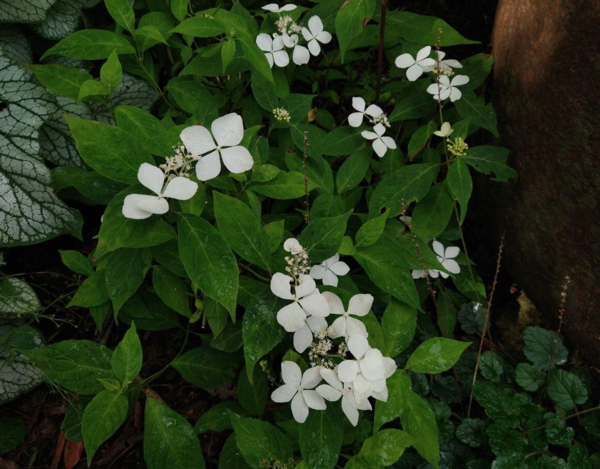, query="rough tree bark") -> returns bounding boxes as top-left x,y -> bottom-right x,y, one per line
481,0 -> 600,365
